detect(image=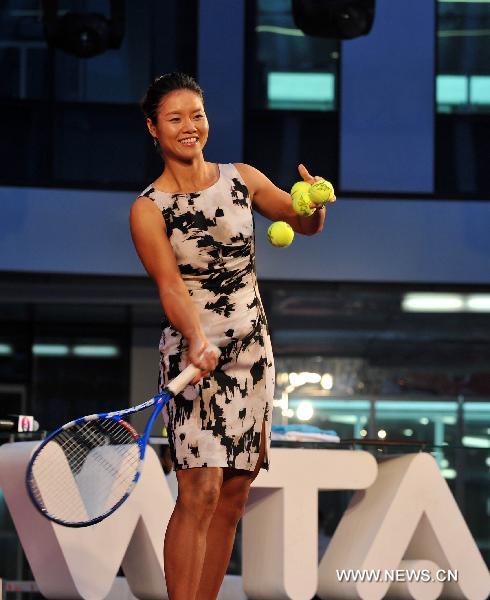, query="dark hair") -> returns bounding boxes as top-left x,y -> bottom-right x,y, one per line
140,72 -> 204,124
